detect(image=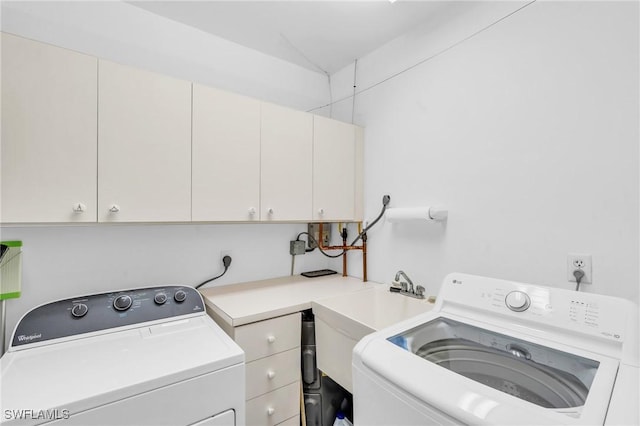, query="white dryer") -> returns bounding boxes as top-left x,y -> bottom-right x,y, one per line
1,286 -> 245,425
353,273 -> 639,425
